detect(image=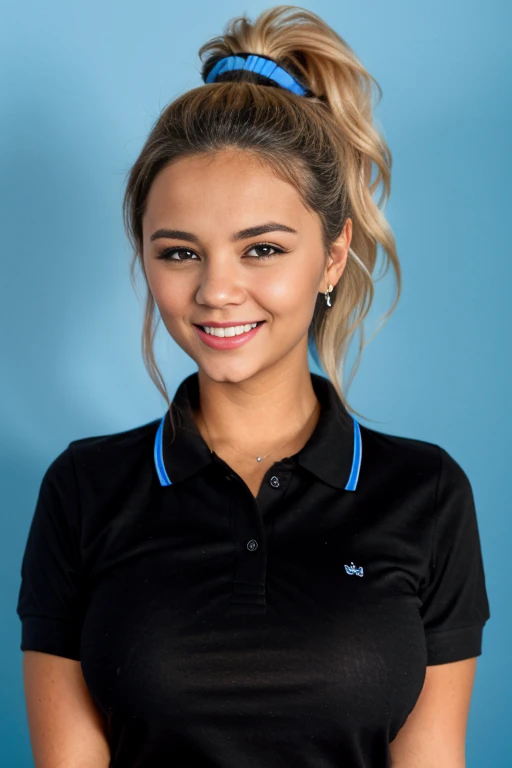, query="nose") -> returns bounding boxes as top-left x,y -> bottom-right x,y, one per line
194,256 -> 246,308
